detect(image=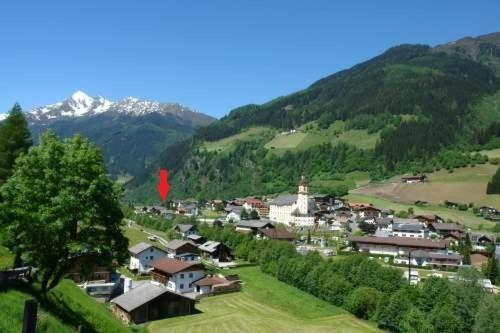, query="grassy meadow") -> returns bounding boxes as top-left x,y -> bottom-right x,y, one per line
265,121 -> 379,154
0,280 -> 130,333
147,266 -> 380,333
353,163 -> 500,209
203,127 -> 272,152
